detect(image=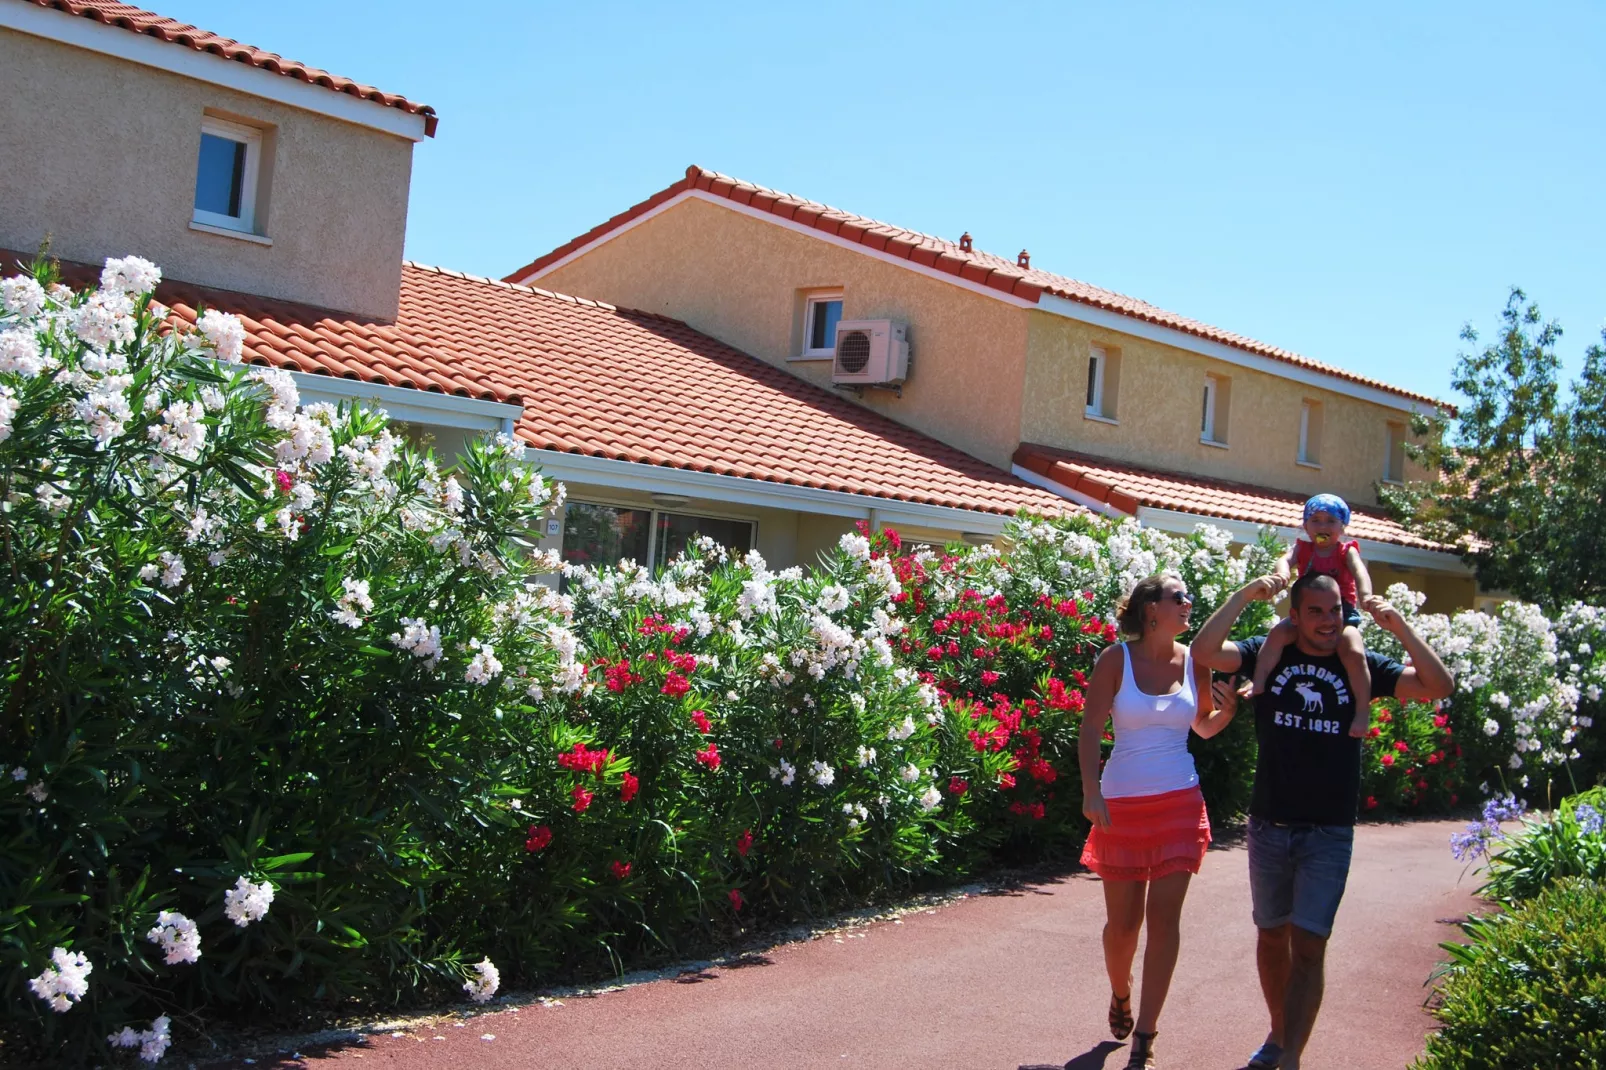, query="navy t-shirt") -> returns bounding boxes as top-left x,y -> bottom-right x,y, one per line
1234,636 -> 1405,827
